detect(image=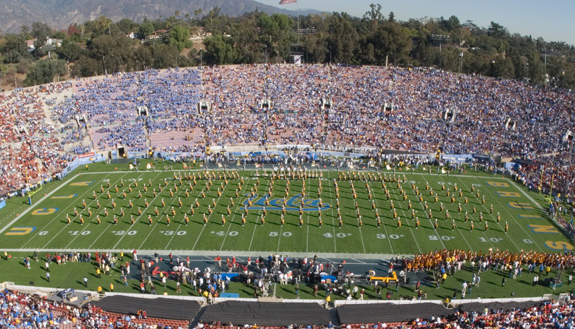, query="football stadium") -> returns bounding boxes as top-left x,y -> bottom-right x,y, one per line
2,39 -> 575,328
1,63 -> 574,328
